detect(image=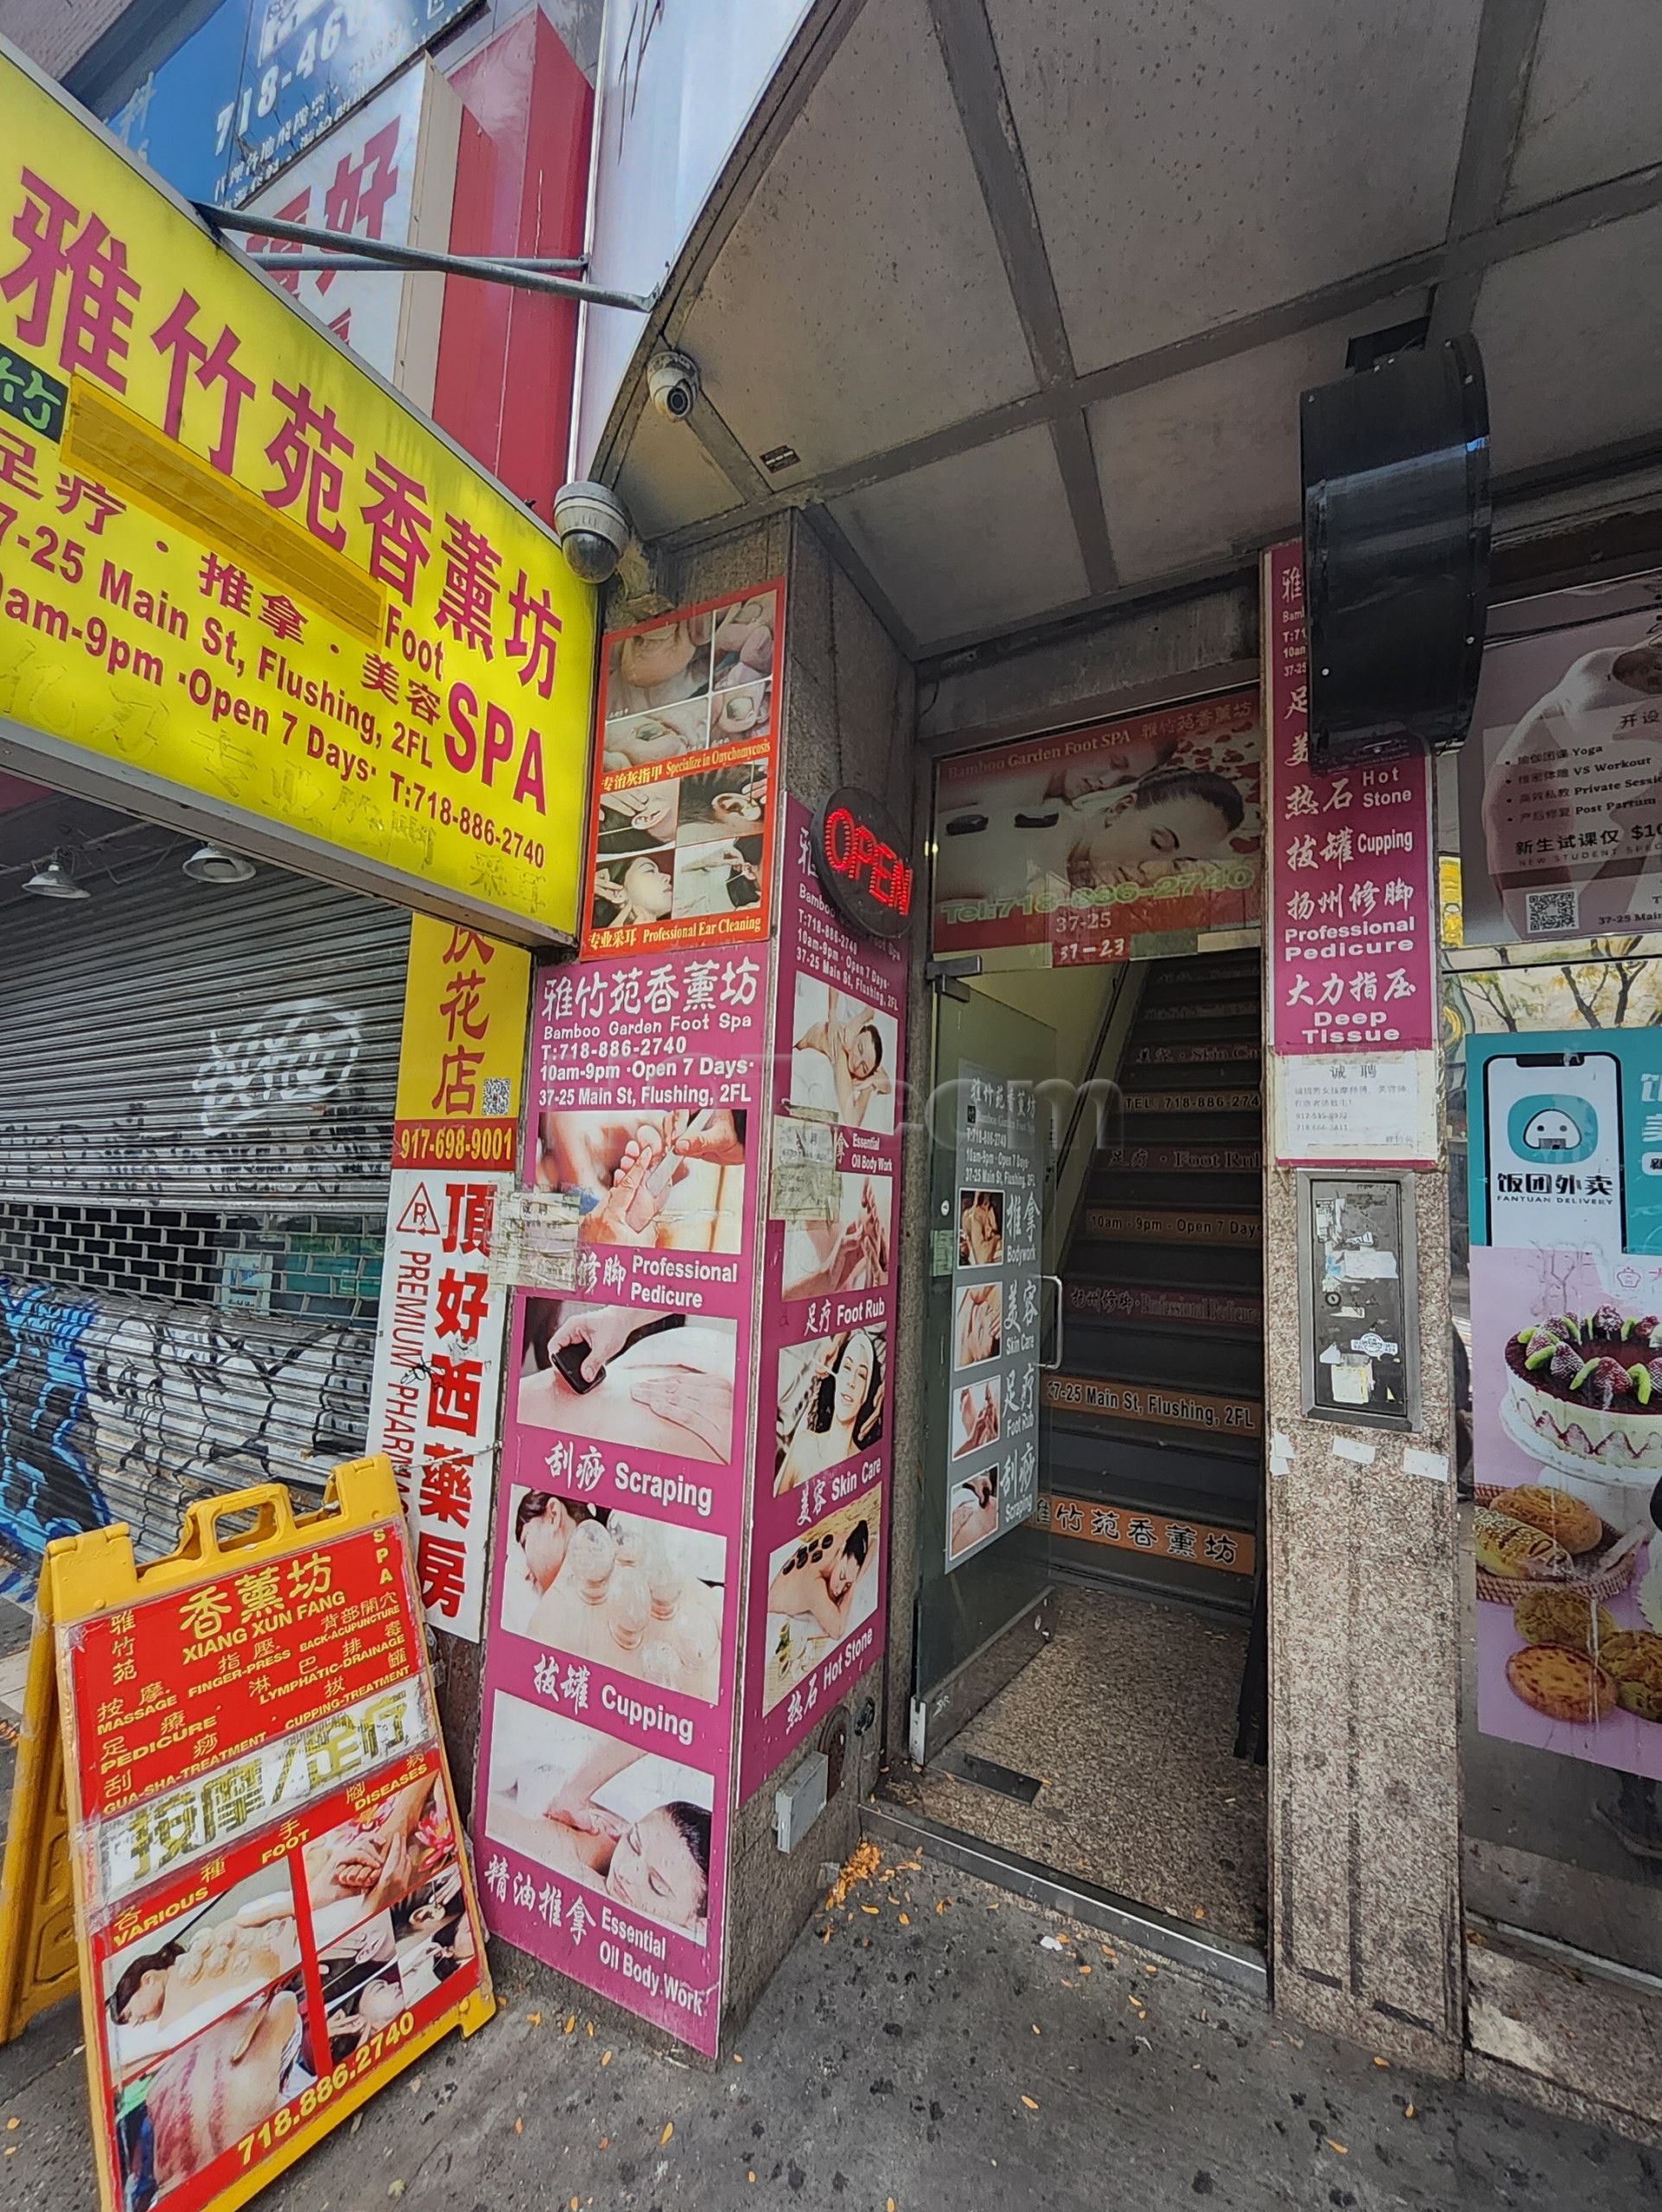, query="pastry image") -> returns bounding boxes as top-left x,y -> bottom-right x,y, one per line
1595,1629 -> 1662,1723
1503,1307 -> 1662,1485
1474,1504 -> 1574,1582
1511,1588 -> 1616,1654
1492,1483 -> 1604,1556
1506,1643 -> 1617,1725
